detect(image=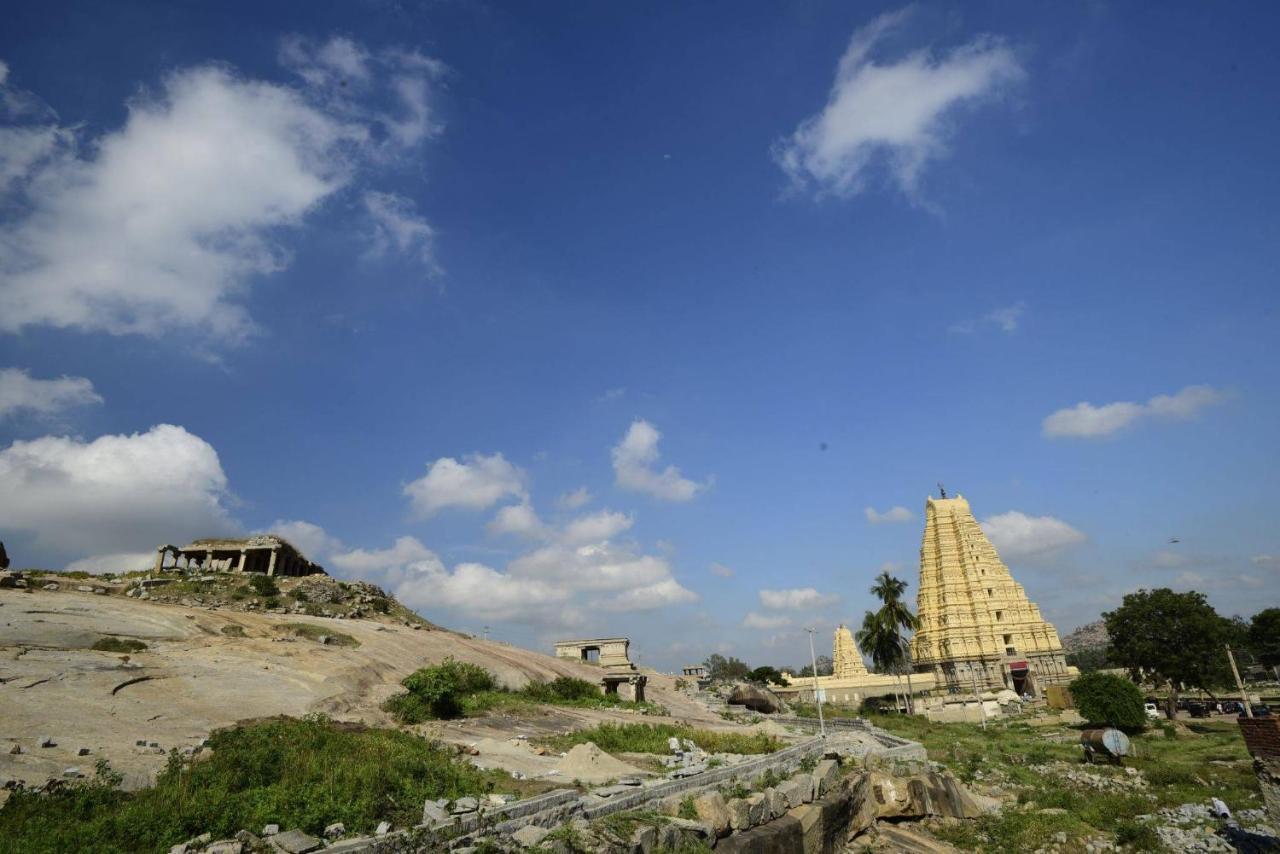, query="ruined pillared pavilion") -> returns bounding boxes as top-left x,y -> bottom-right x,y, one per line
910,494 -> 1070,696
153,535 -> 326,577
